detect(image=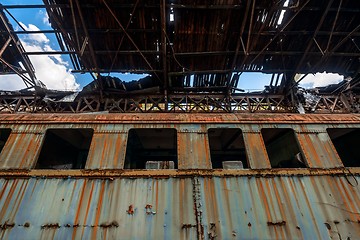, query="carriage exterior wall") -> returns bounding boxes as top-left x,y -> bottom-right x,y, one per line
0,113 -> 359,239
